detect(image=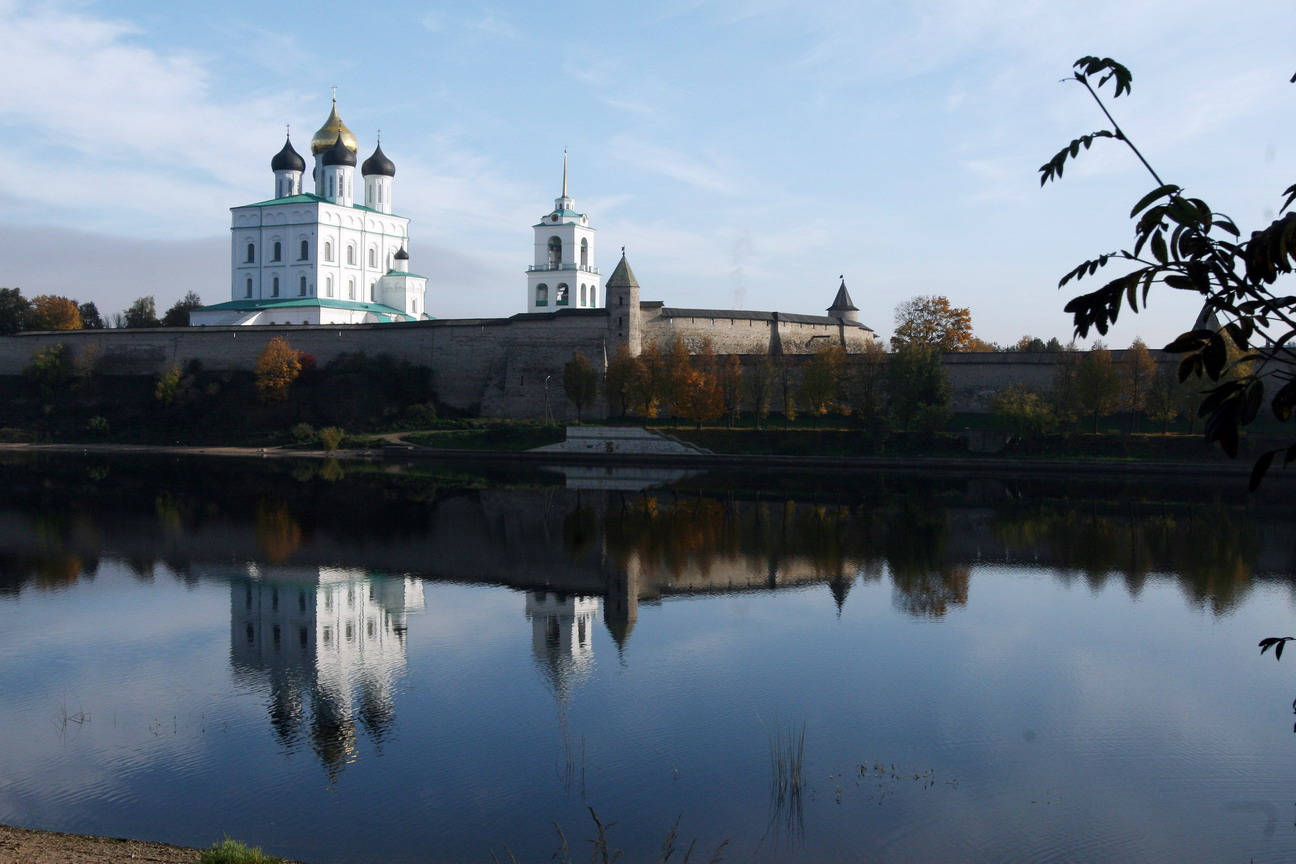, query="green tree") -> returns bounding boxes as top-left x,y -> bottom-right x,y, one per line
747,355 -> 775,429
604,344 -> 637,418
798,342 -> 847,424
887,343 -> 951,432
1146,364 -> 1182,434
1042,56 -> 1296,486
155,362 -> 182,406
0,287 -> 30,334
123,296 -> 161,328
78,302 -> 104,329
25,343 -> 71,398
1074,343 -> 1123,433
891,295 -> 976,352
255,336 -> 302,403
562,351 -> 599,424
162,291 -> 203,327
717,353 -> 744,428
992,384 -> 1058,438
1123,337 -> 1159,432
